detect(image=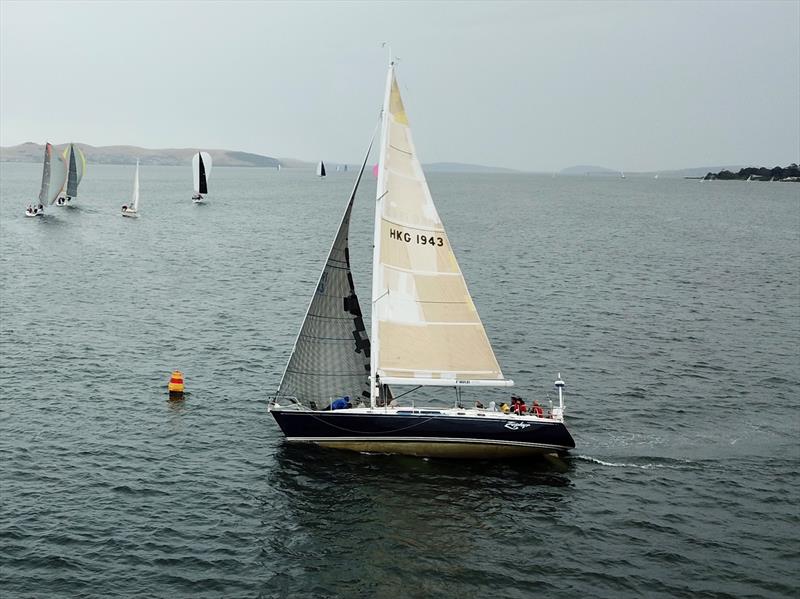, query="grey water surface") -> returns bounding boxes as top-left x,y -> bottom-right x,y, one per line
1,163 -> 798,598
